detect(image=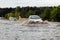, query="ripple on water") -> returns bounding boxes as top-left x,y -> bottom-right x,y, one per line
0,22 -> 60,40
